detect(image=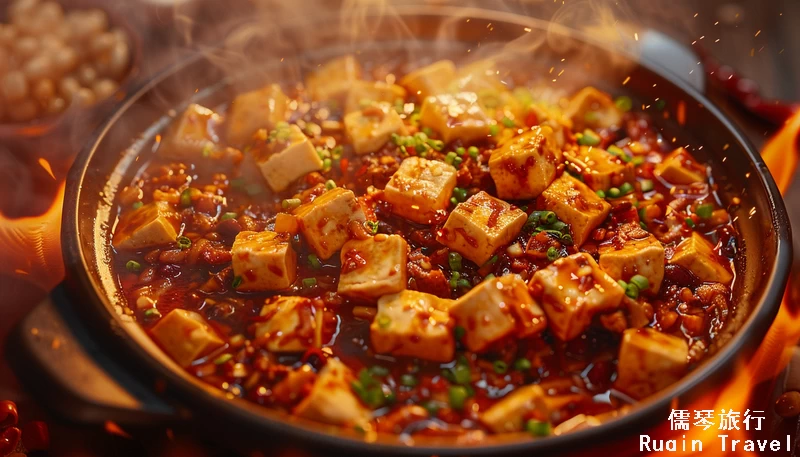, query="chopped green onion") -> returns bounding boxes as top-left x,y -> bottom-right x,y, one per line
453,156 -> 463,167
617,279 -> 628,289
526,419 -> 552,437
214,353 -> 233,365
377,315 -> 391,329
514,358 -> 532,371
144,308 -> 161,319
547,220 -> 568,234
308,254 -> 322,269
450,197 -> 458,206
415,143 -> 427,153
449,386 -> 470,410
685,217 -> 696,228
452,187 -> 468,202
695,203 -> 714,219
468,146 -> 479,159
630,274 -> 650,291
607,145 -> 625,157
493,360 -> 508,374
302,278 -> 317,288
422,127 -> 434,138
456,279 -> 471,289
607,187 -> 621,198
455,146 -> 466,156
484,273 -> 496,281
454,326 -> 466,340
632,156 -> 646,166
453,363 -> 472,385
625,283 -> 639,299
619,182 -> 634,195
180,188 -> 193,207
449,271 -> 460,289
232,276 -> 243,289
485,255 -> 499,266
577,129 -> 601,146
177,236 -> 192,250
282,198 -> 301,210
640,179 -> 654,192
444,151 -> 457,165
596,189 -> 606,199
489,124 -> 500,136
449,252 -> 463,271
615,96 -> 633,112
400,374 -> 418,387
422,400 -> 440,417
560,234 -> 573,245
640,221 -> 649,231
323,158 -> 332,170
132,201 -> 143,210
428,139 -> 444,151
365,220 -> 379,235
125,260 -> 142,272
546,246 -> 558,262
502,117 -> 515,128
369,365 -> 389,377
325,180 -> 337,190
220,212 -> 237,221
